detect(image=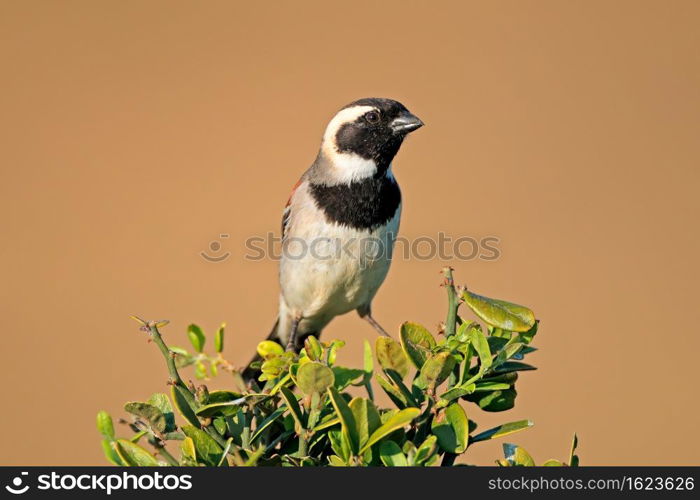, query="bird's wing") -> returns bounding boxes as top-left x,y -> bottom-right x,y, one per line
282,178 -> 303,241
